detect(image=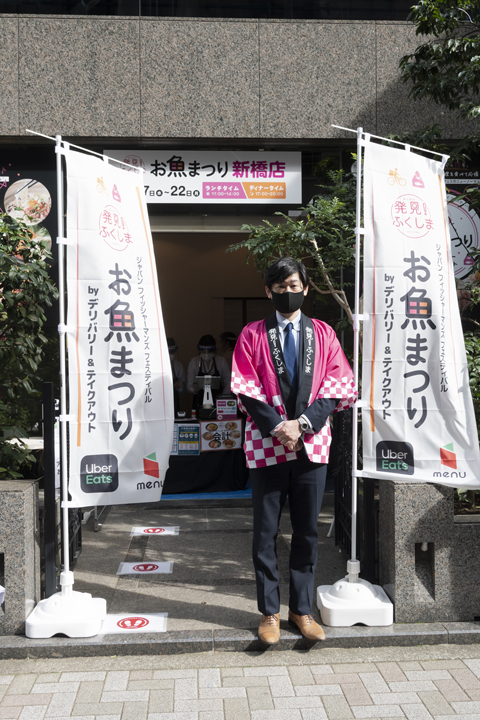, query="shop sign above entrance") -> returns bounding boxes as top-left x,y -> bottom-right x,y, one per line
106,151 -> 302,204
